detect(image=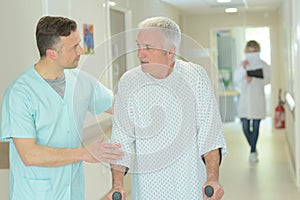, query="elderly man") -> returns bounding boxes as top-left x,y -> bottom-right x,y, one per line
107,16 -> 227,200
